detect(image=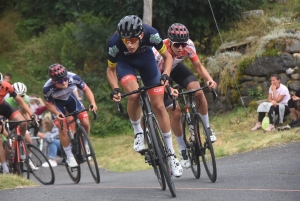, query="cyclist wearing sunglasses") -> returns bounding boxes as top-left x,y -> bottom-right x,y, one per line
107,15 -> 183,177
152,23 -> 218,169
0,73 -> 35,173
43,64 -> 97,168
